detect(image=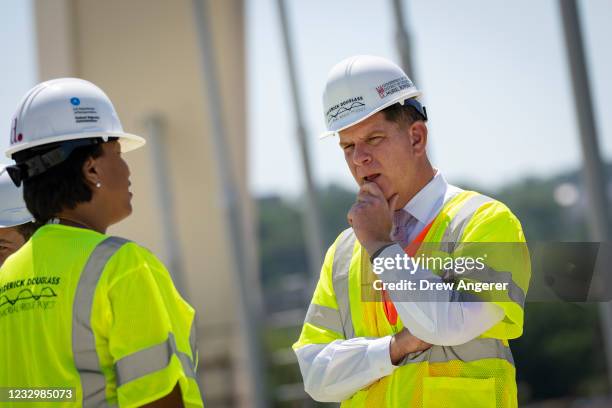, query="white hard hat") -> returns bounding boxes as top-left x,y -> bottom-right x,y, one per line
0,165 -> 33,228
321,55 -> 425,138
5,78 -> 145,159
